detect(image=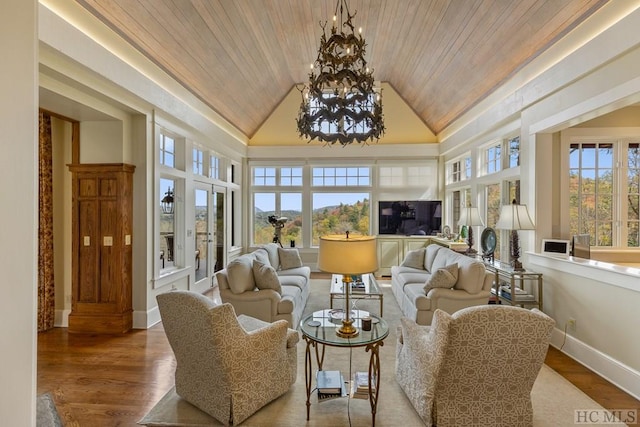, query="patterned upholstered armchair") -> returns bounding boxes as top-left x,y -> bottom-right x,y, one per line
156,291 -> 299,426
396,305 -> 554,427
